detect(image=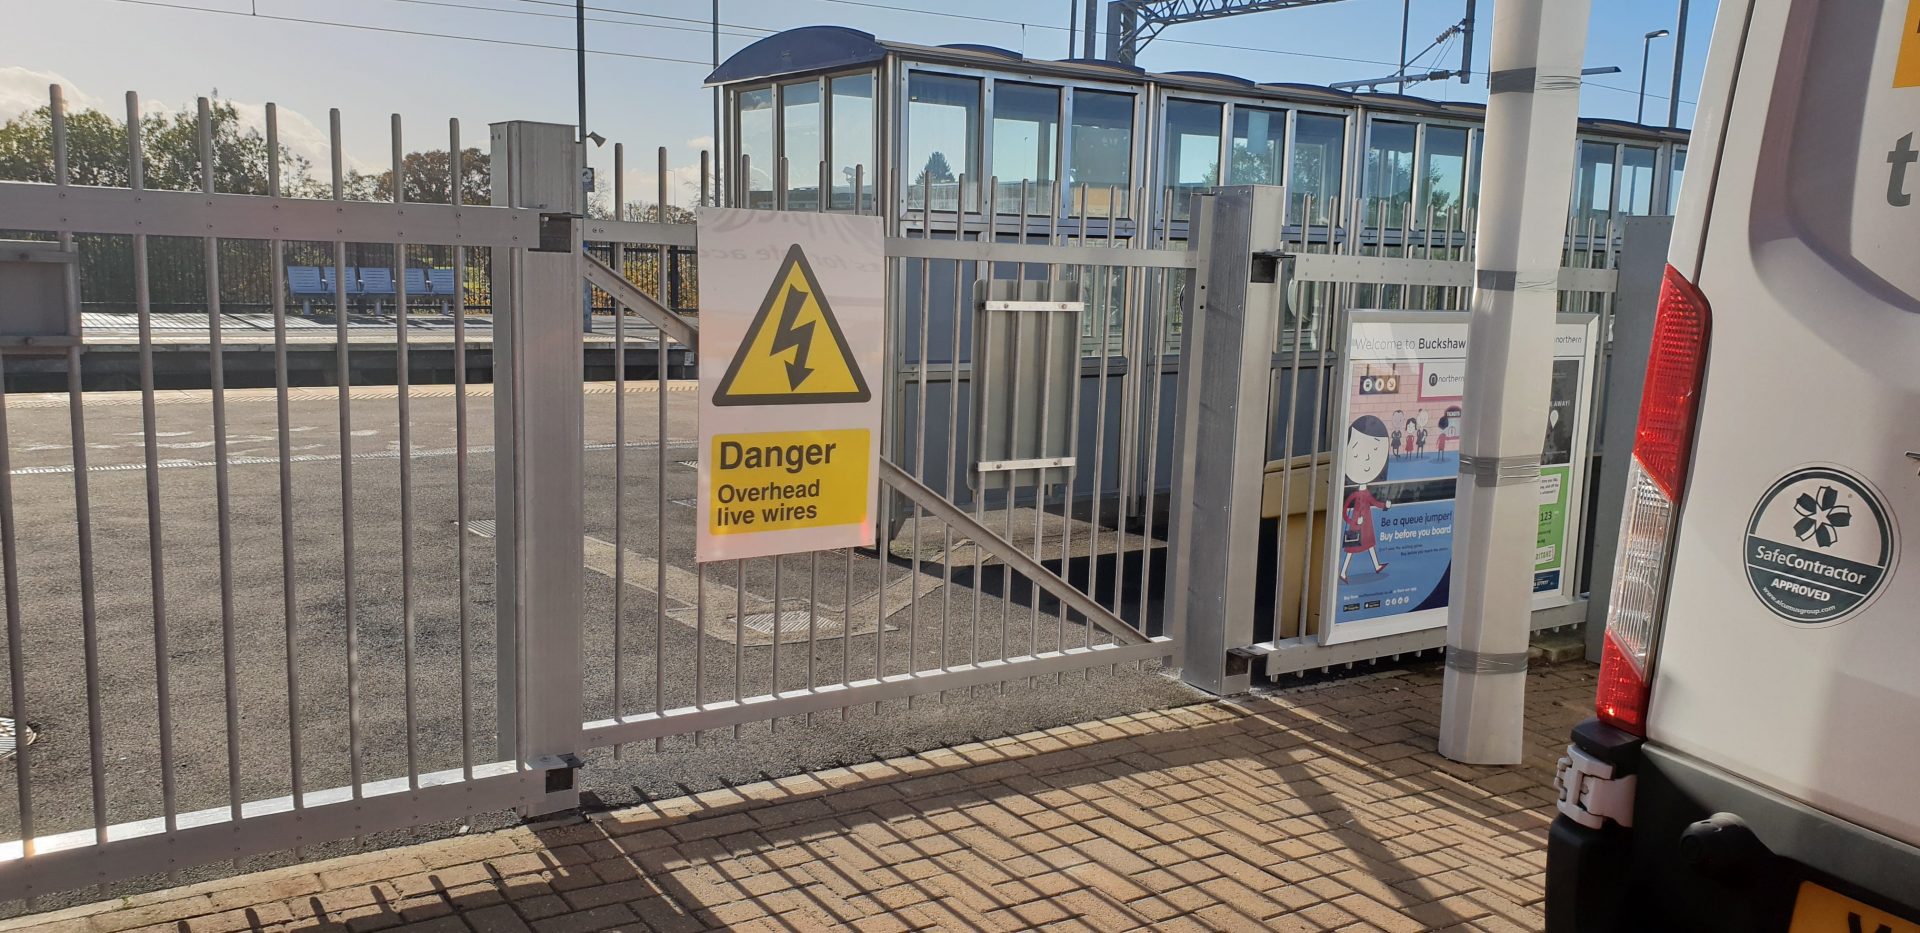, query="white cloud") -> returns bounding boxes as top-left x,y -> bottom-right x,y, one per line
1,67 -> 379,174
621,161 -> 708,210
0,66 -> 105,119
685,135 -> 715,152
